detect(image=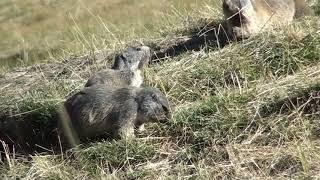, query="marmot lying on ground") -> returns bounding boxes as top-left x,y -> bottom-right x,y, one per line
85,46 -> 151,87
223,0 -> 308,39
63,84 -> 171,140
